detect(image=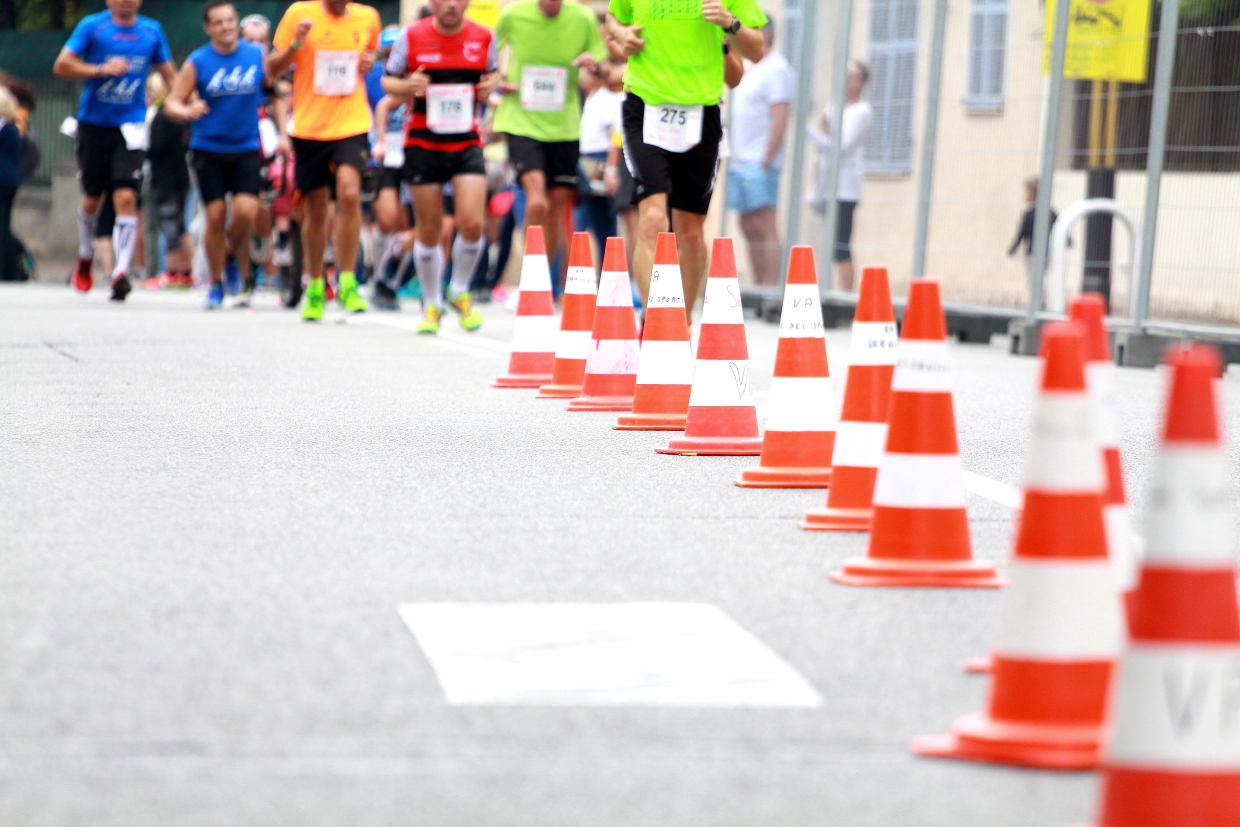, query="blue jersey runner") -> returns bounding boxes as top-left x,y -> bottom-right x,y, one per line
187,40 -> 266,154
63,11 -> 172,128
